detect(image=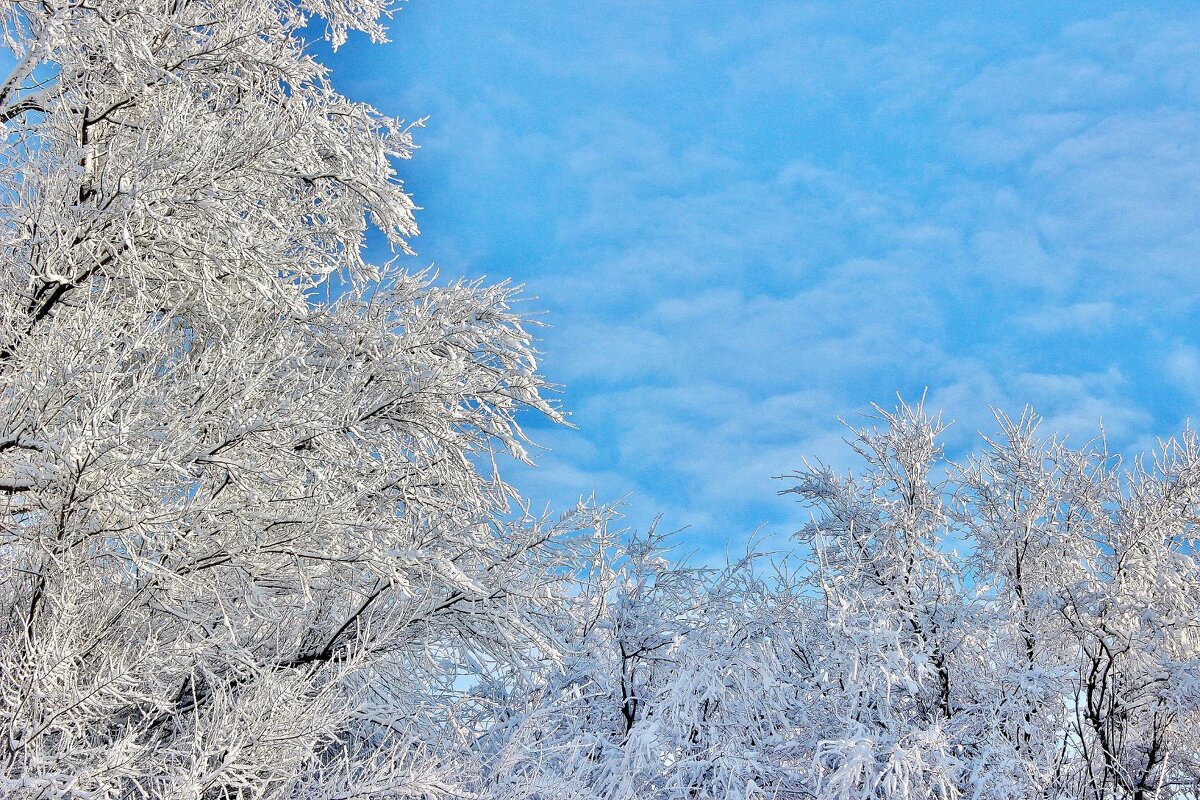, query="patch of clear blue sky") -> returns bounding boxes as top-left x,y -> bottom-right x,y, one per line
316,1 -> 1200,556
